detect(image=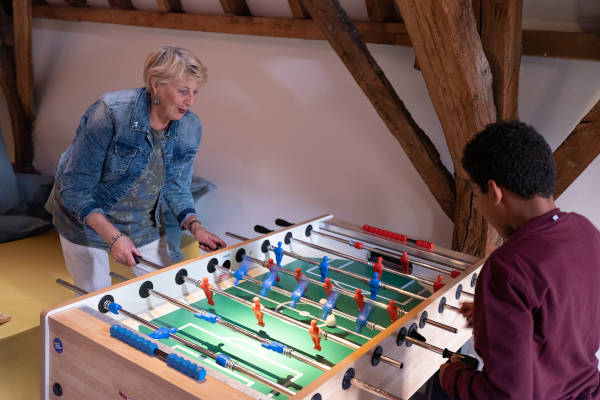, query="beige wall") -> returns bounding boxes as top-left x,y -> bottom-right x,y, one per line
17,18 -> 600,247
